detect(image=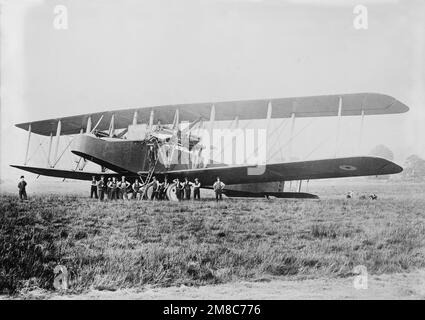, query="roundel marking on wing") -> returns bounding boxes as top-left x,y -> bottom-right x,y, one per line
339,165 -> 357,171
